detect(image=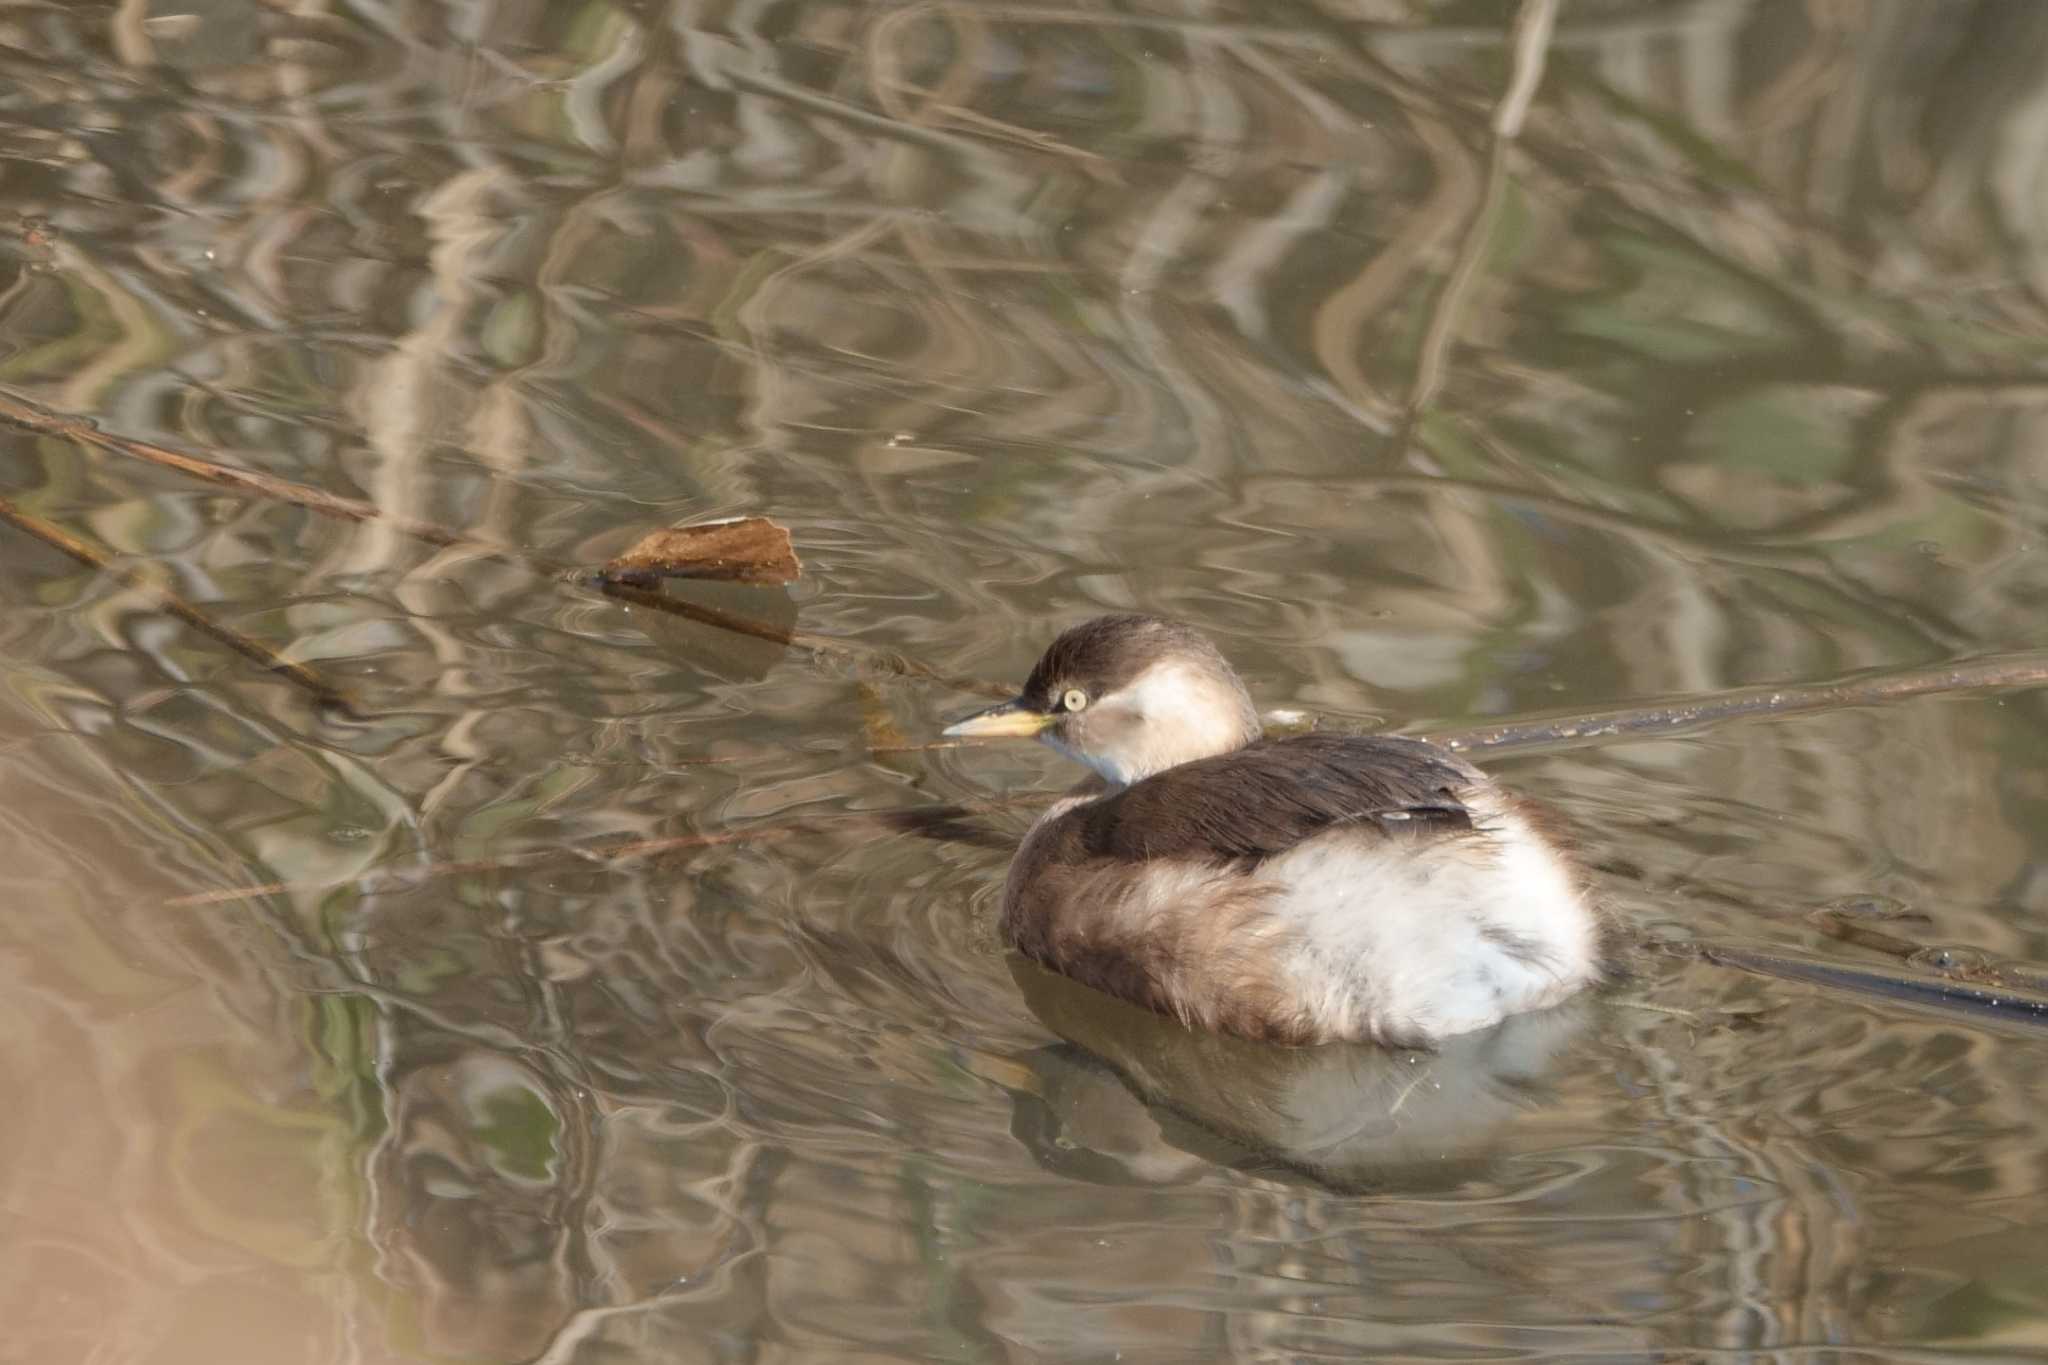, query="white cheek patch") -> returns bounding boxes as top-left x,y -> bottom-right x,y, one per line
1119,662 -> 1201,714
1048,663 -> 1255,786
1128,662 -> 1255,760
